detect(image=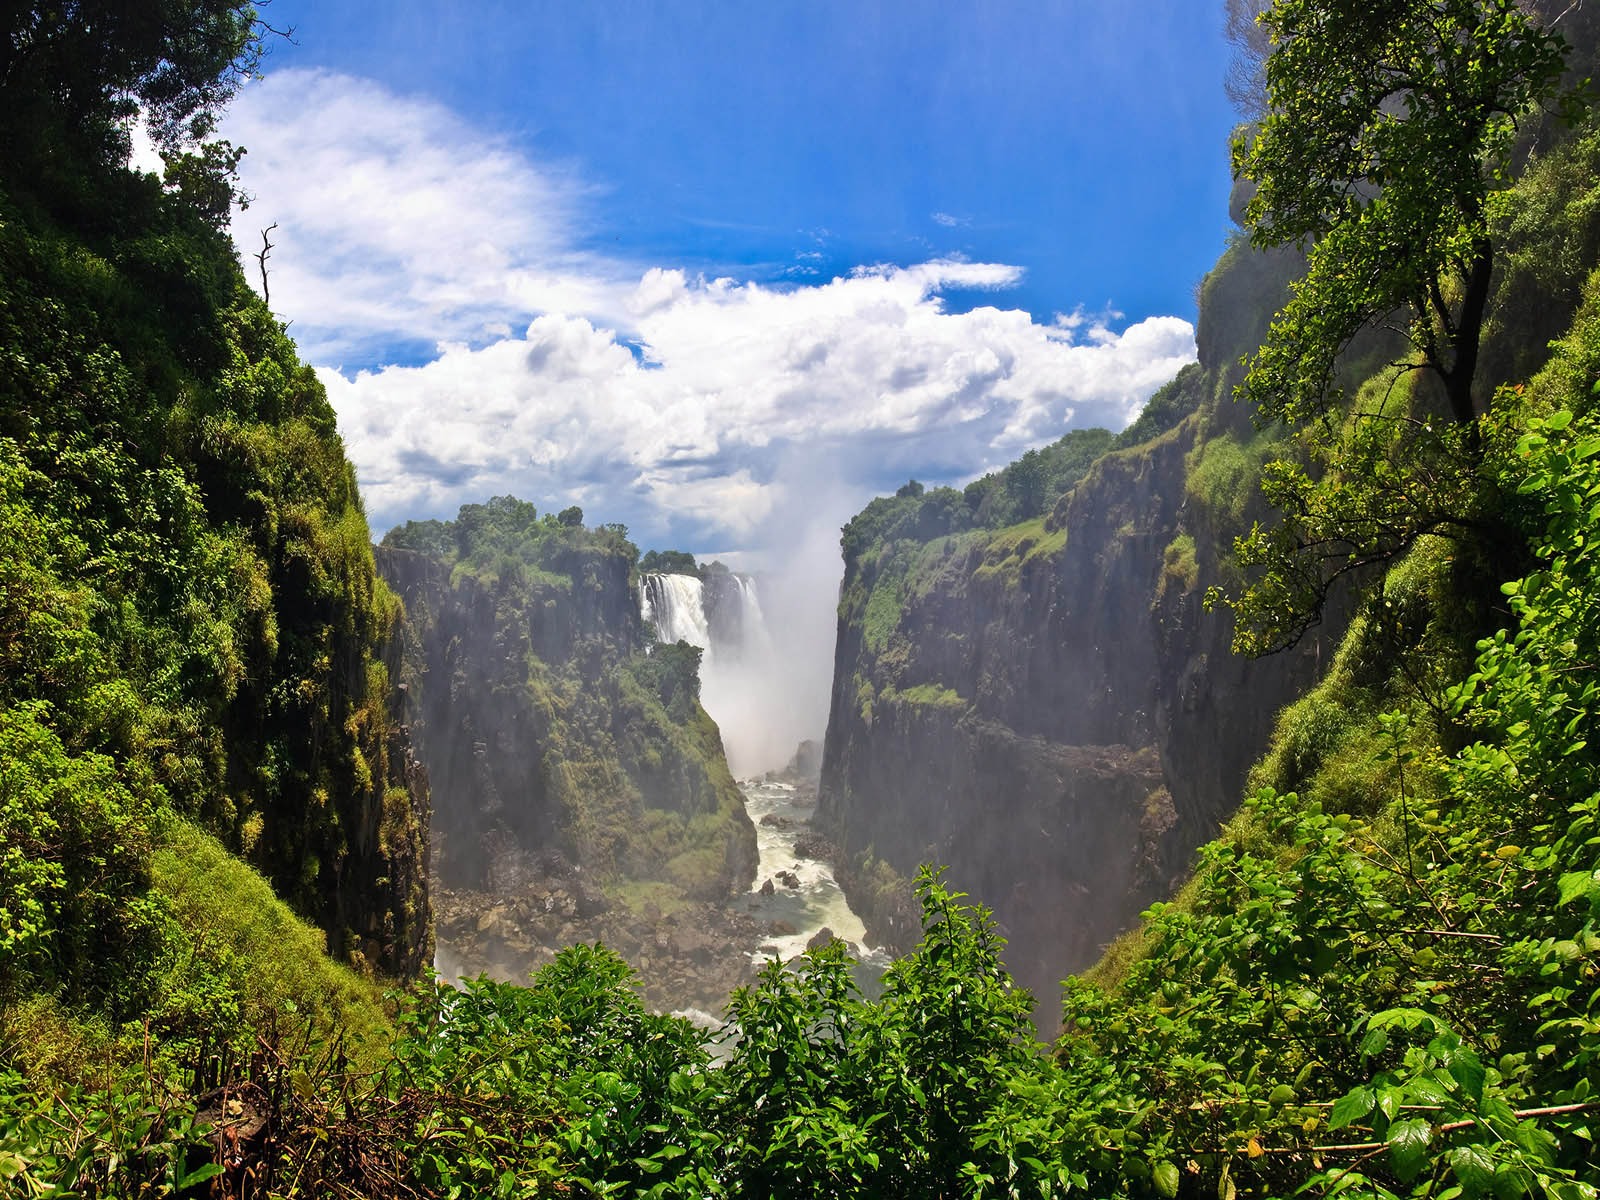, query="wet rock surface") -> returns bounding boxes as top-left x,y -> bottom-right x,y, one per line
434,879 -> 768,1016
